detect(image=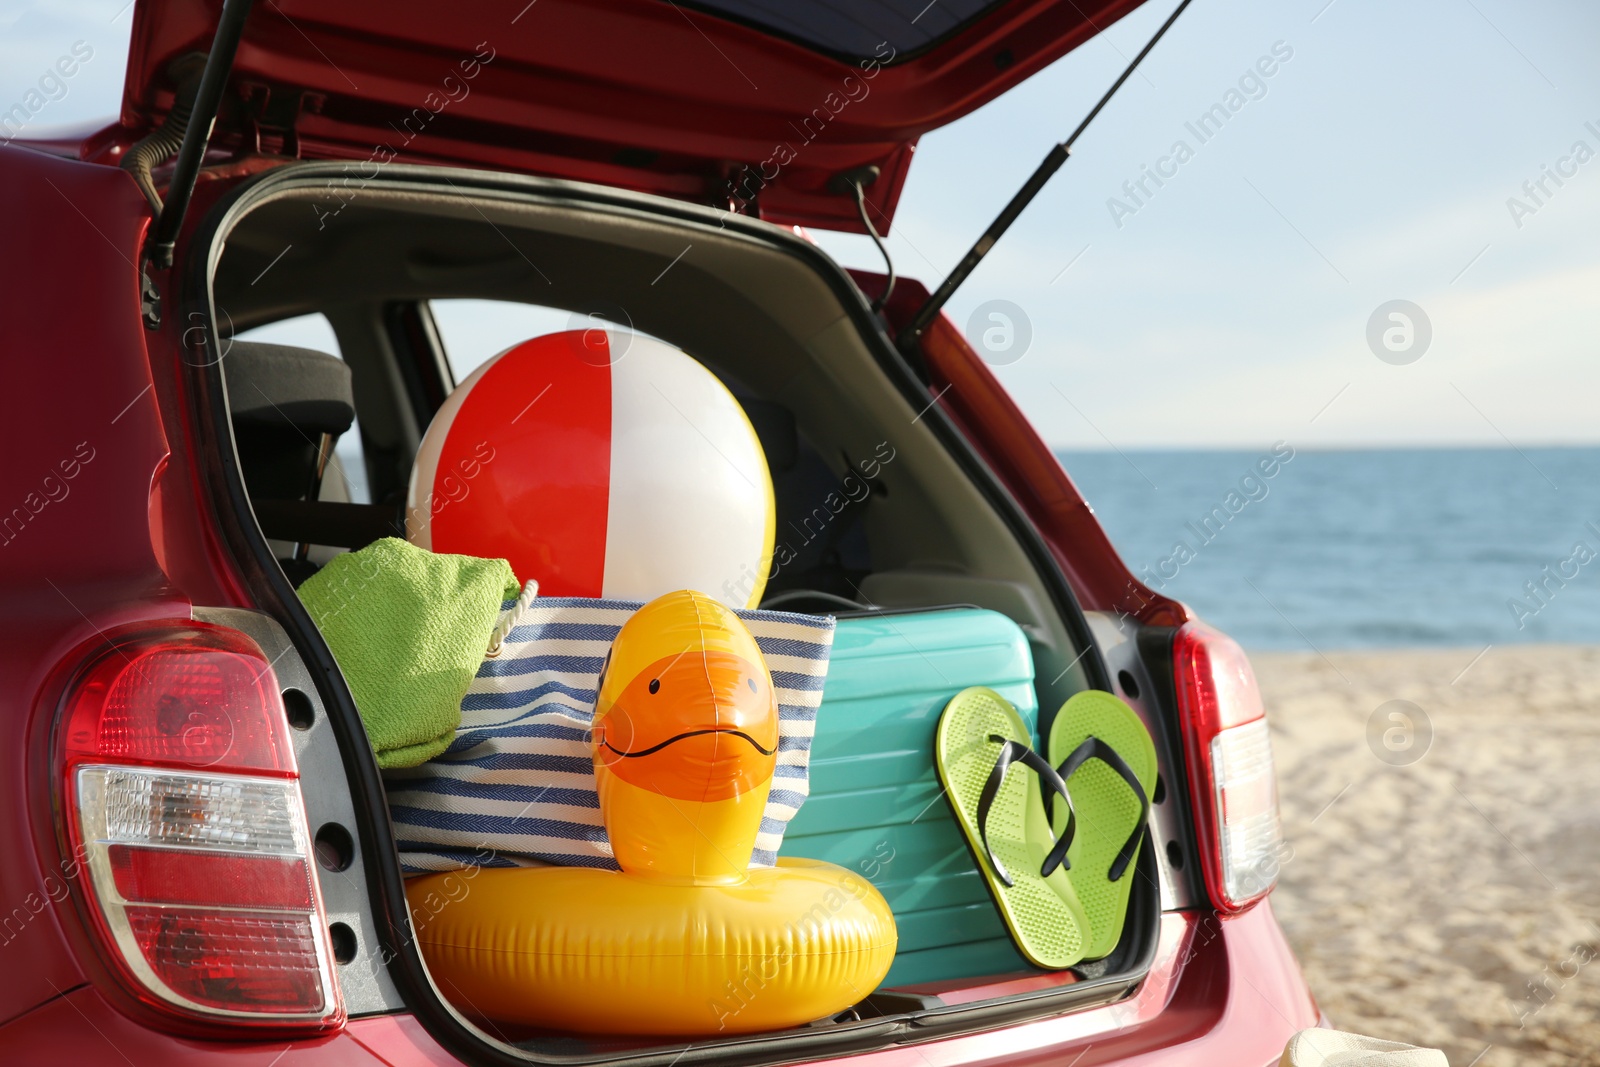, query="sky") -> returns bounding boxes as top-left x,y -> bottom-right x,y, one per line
5,0 -> 1599,450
